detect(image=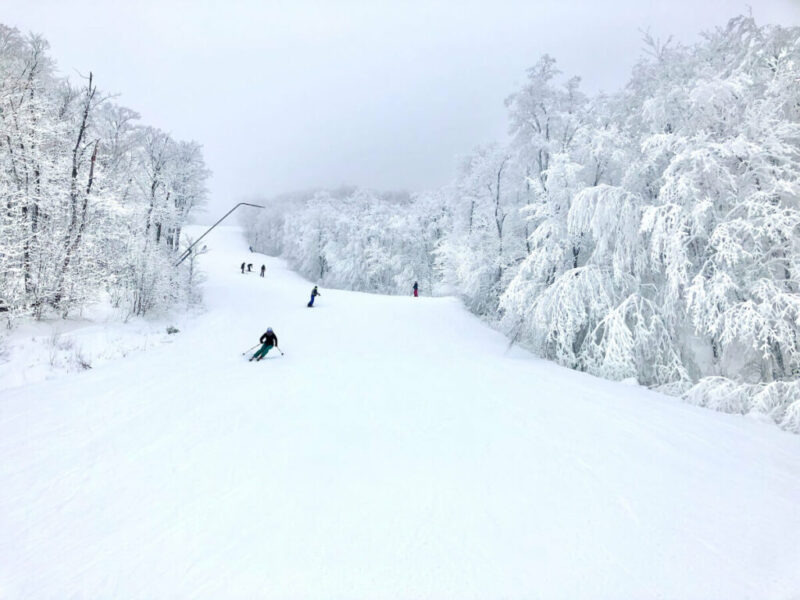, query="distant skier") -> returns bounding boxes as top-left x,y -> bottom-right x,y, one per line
241,262 -> 246,274
307,285 -> 321,307
250,327 -> 279,361
260,264 -> 266,278
249,246 -> 254,252
413,281 -> 419,297
247,263 -> 253,272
